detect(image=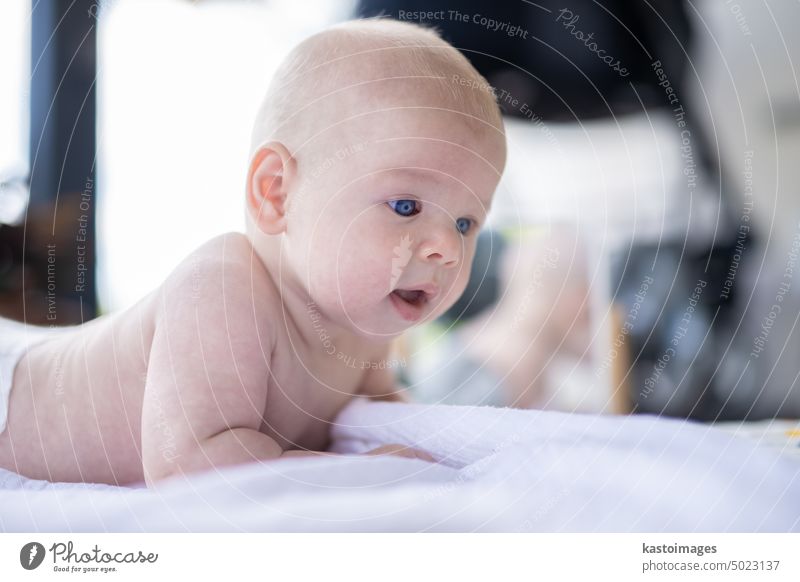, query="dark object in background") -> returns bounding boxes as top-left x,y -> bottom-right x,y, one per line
0,205 -> 94,325
1,0 -> 99,324
357,0 -> 691,122
612,239 -> 753,421
442,230 -> 506,324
